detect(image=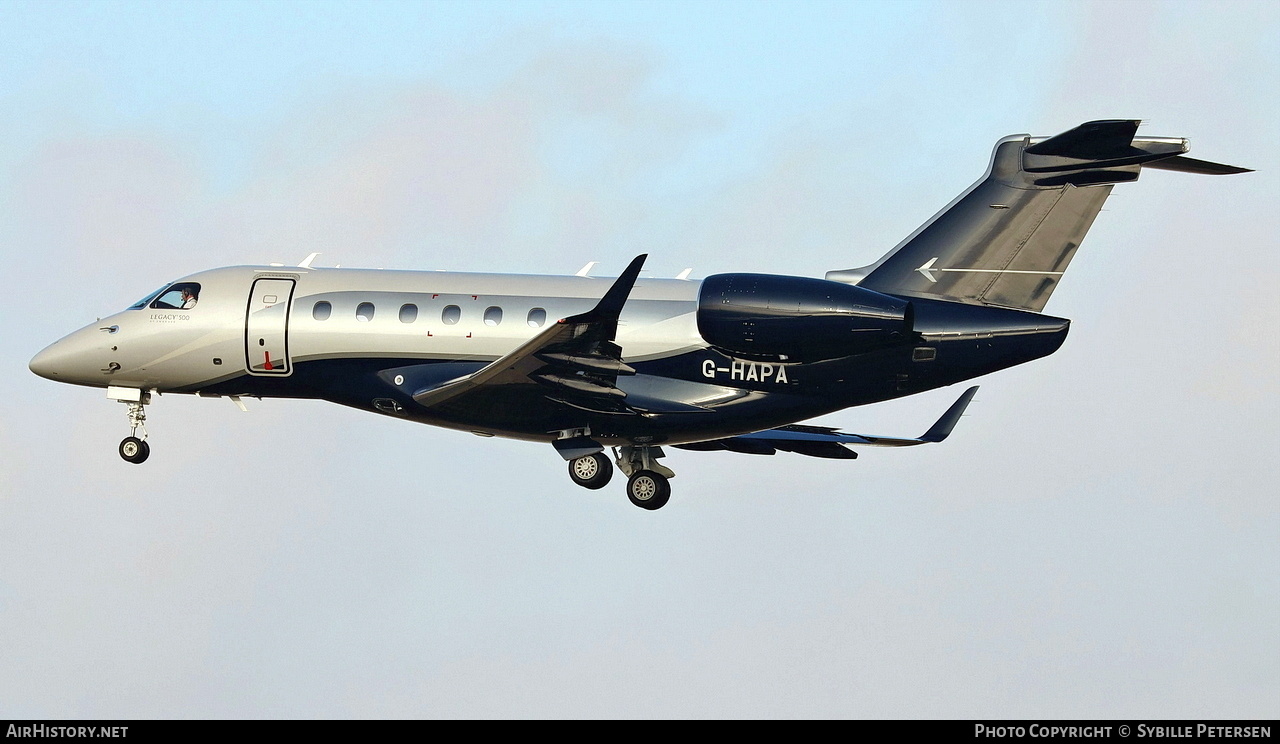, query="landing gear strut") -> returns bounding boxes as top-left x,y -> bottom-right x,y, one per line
110,386 -> 152,464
